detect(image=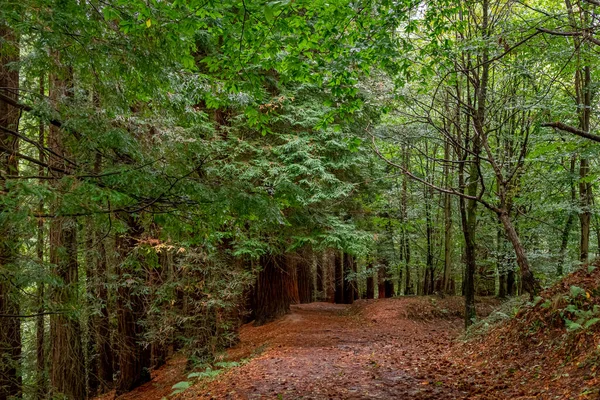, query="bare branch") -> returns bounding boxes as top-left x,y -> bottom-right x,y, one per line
537,27 -> 600,46
542,121 -> 600,143
370,134 -> 499,213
